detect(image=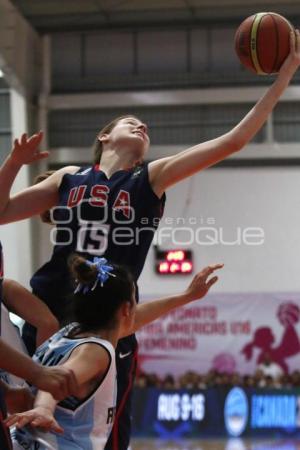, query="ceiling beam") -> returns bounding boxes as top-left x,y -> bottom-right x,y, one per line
0,0 -> 42,97
48,86 -> 300,110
